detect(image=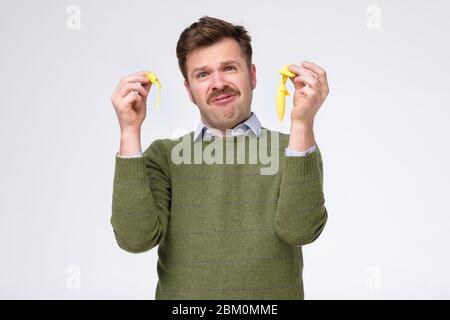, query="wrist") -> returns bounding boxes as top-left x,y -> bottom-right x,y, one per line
120,127 -> 141,137
290,119 -> 314,131
119,131 -> 142,156
288,121 -> 316,152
